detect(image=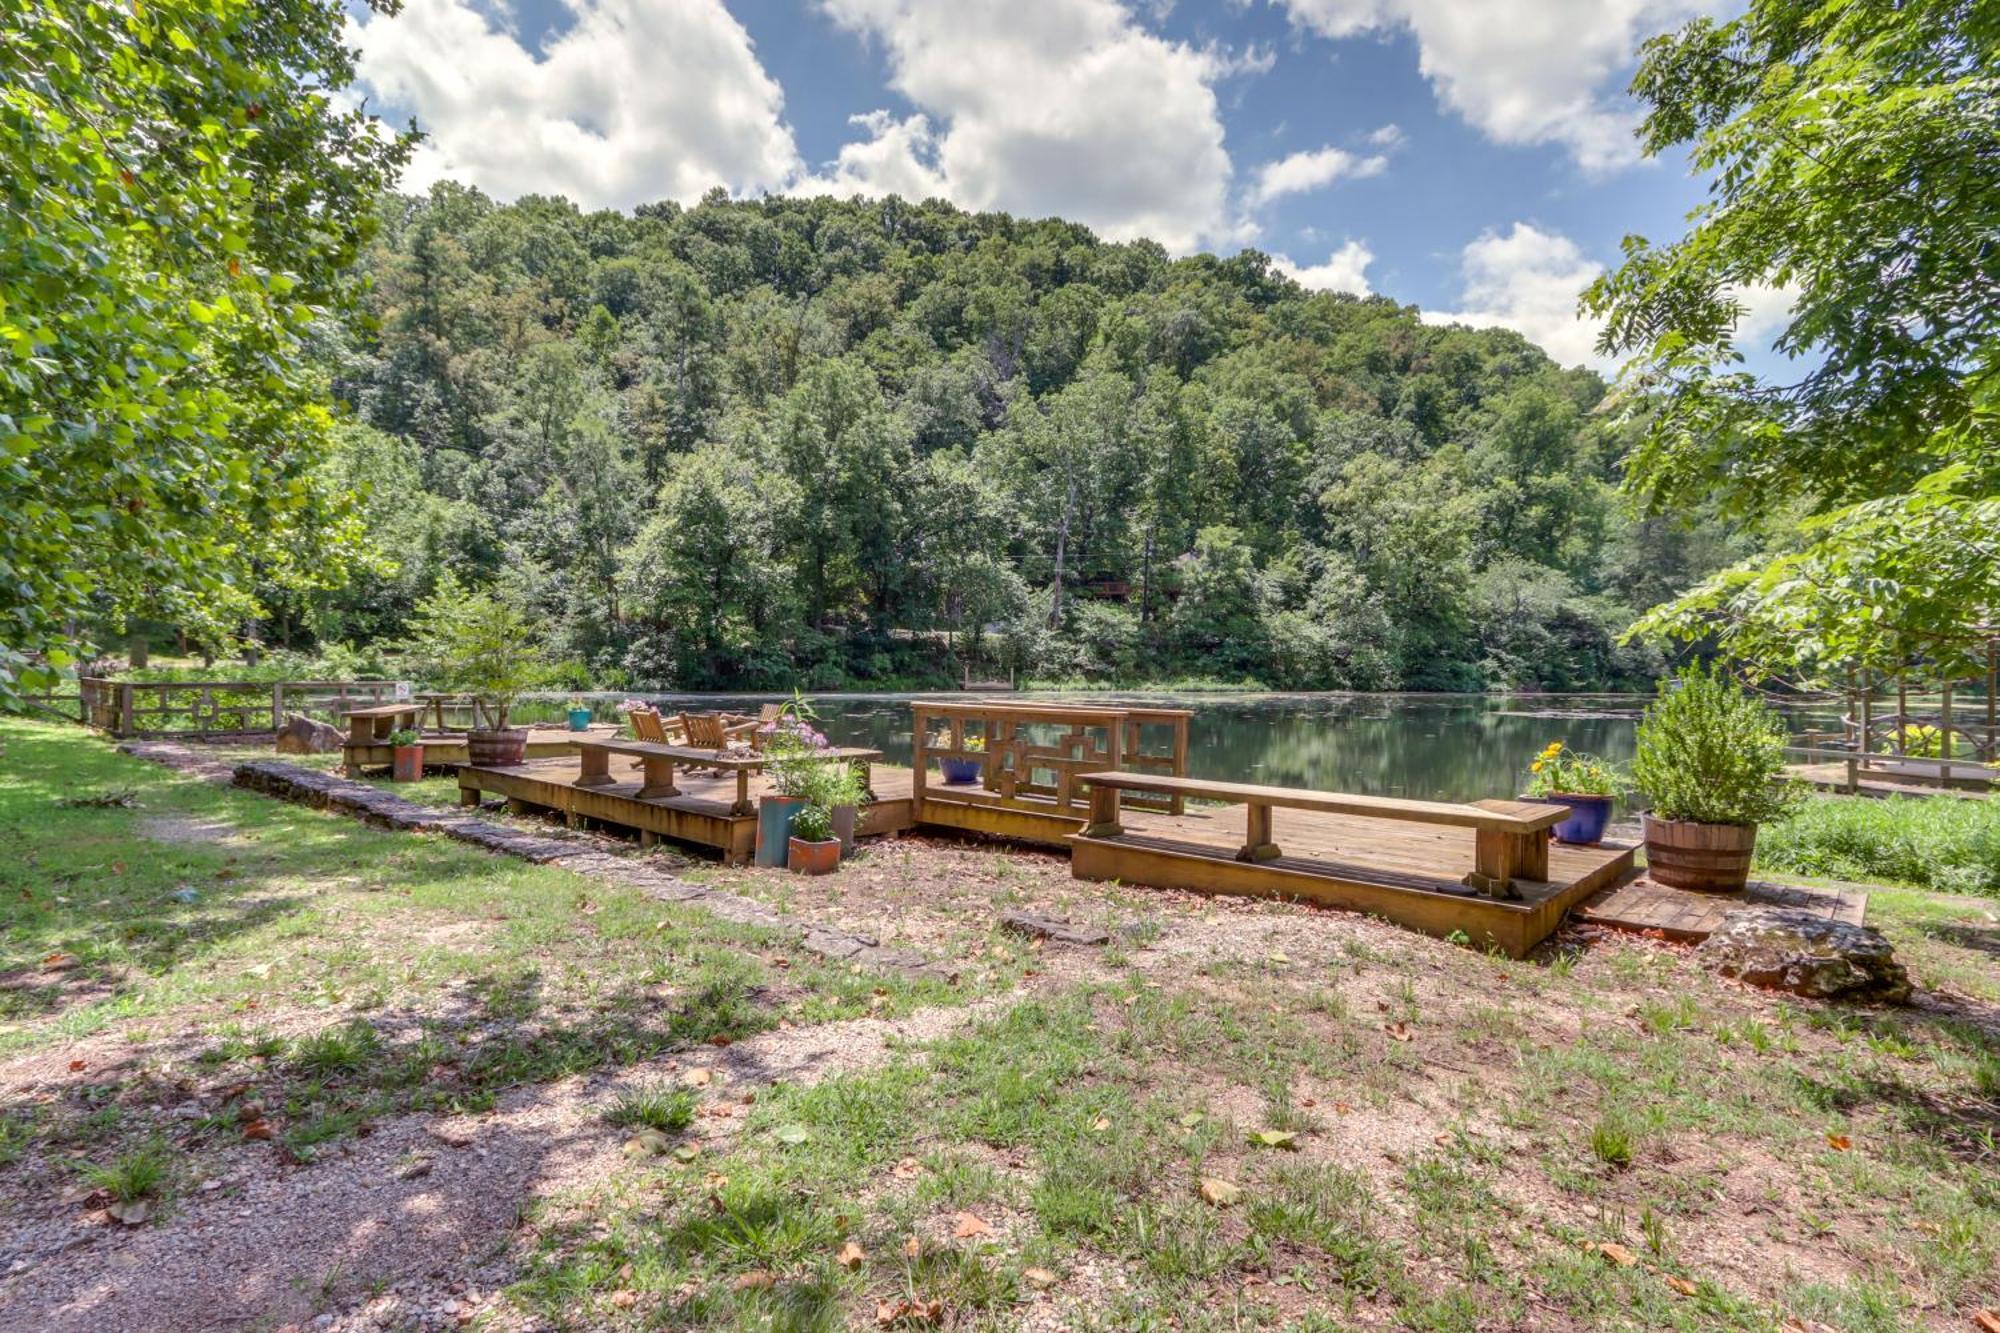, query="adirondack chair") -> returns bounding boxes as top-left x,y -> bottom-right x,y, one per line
724,703 -> 785,751
677,711 -> 757,775
623,708 -> 684,769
